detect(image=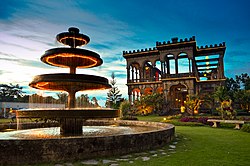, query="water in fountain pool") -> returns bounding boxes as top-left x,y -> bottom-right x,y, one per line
0,125 -> 159,140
